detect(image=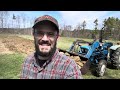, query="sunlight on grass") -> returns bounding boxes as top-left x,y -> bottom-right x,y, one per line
17,35 -> 34,40
57,37 -> 76,50
0,53 -> 25,79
